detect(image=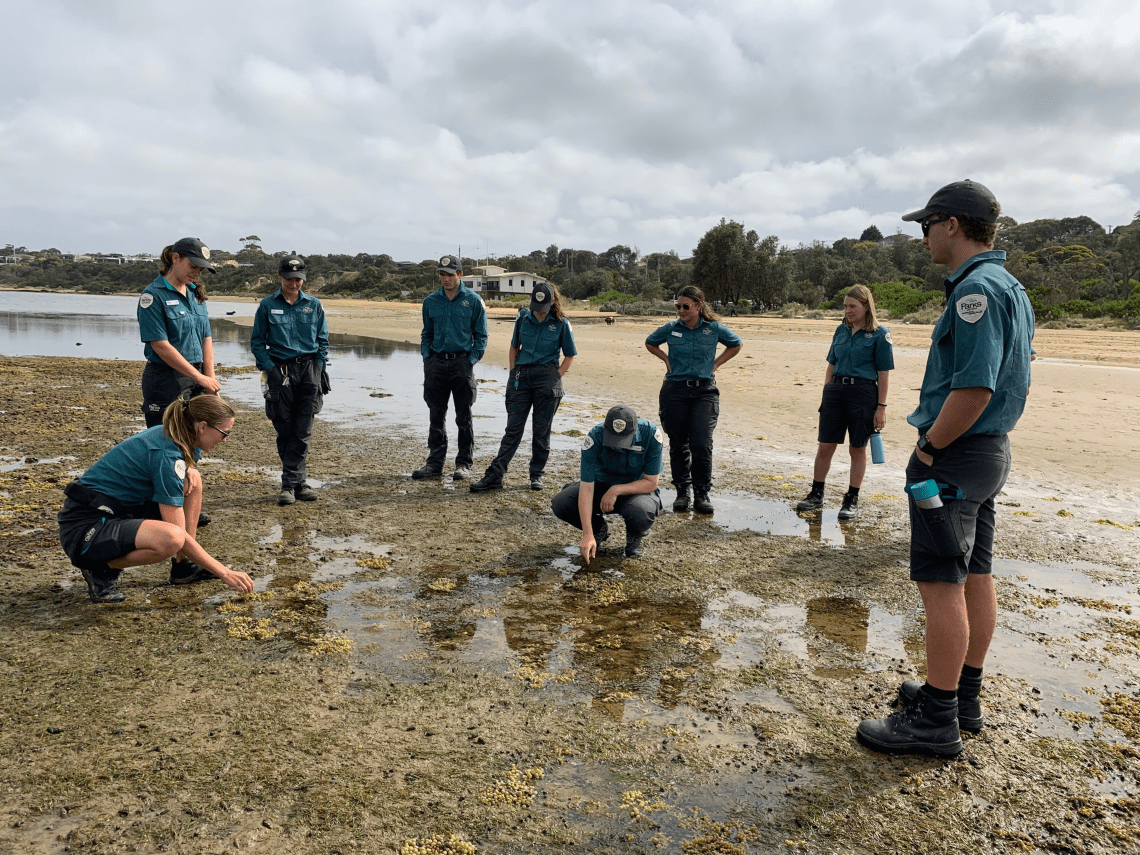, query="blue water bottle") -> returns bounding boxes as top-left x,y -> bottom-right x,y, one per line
869,430 -> 885,465
907,479 -> 942,508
